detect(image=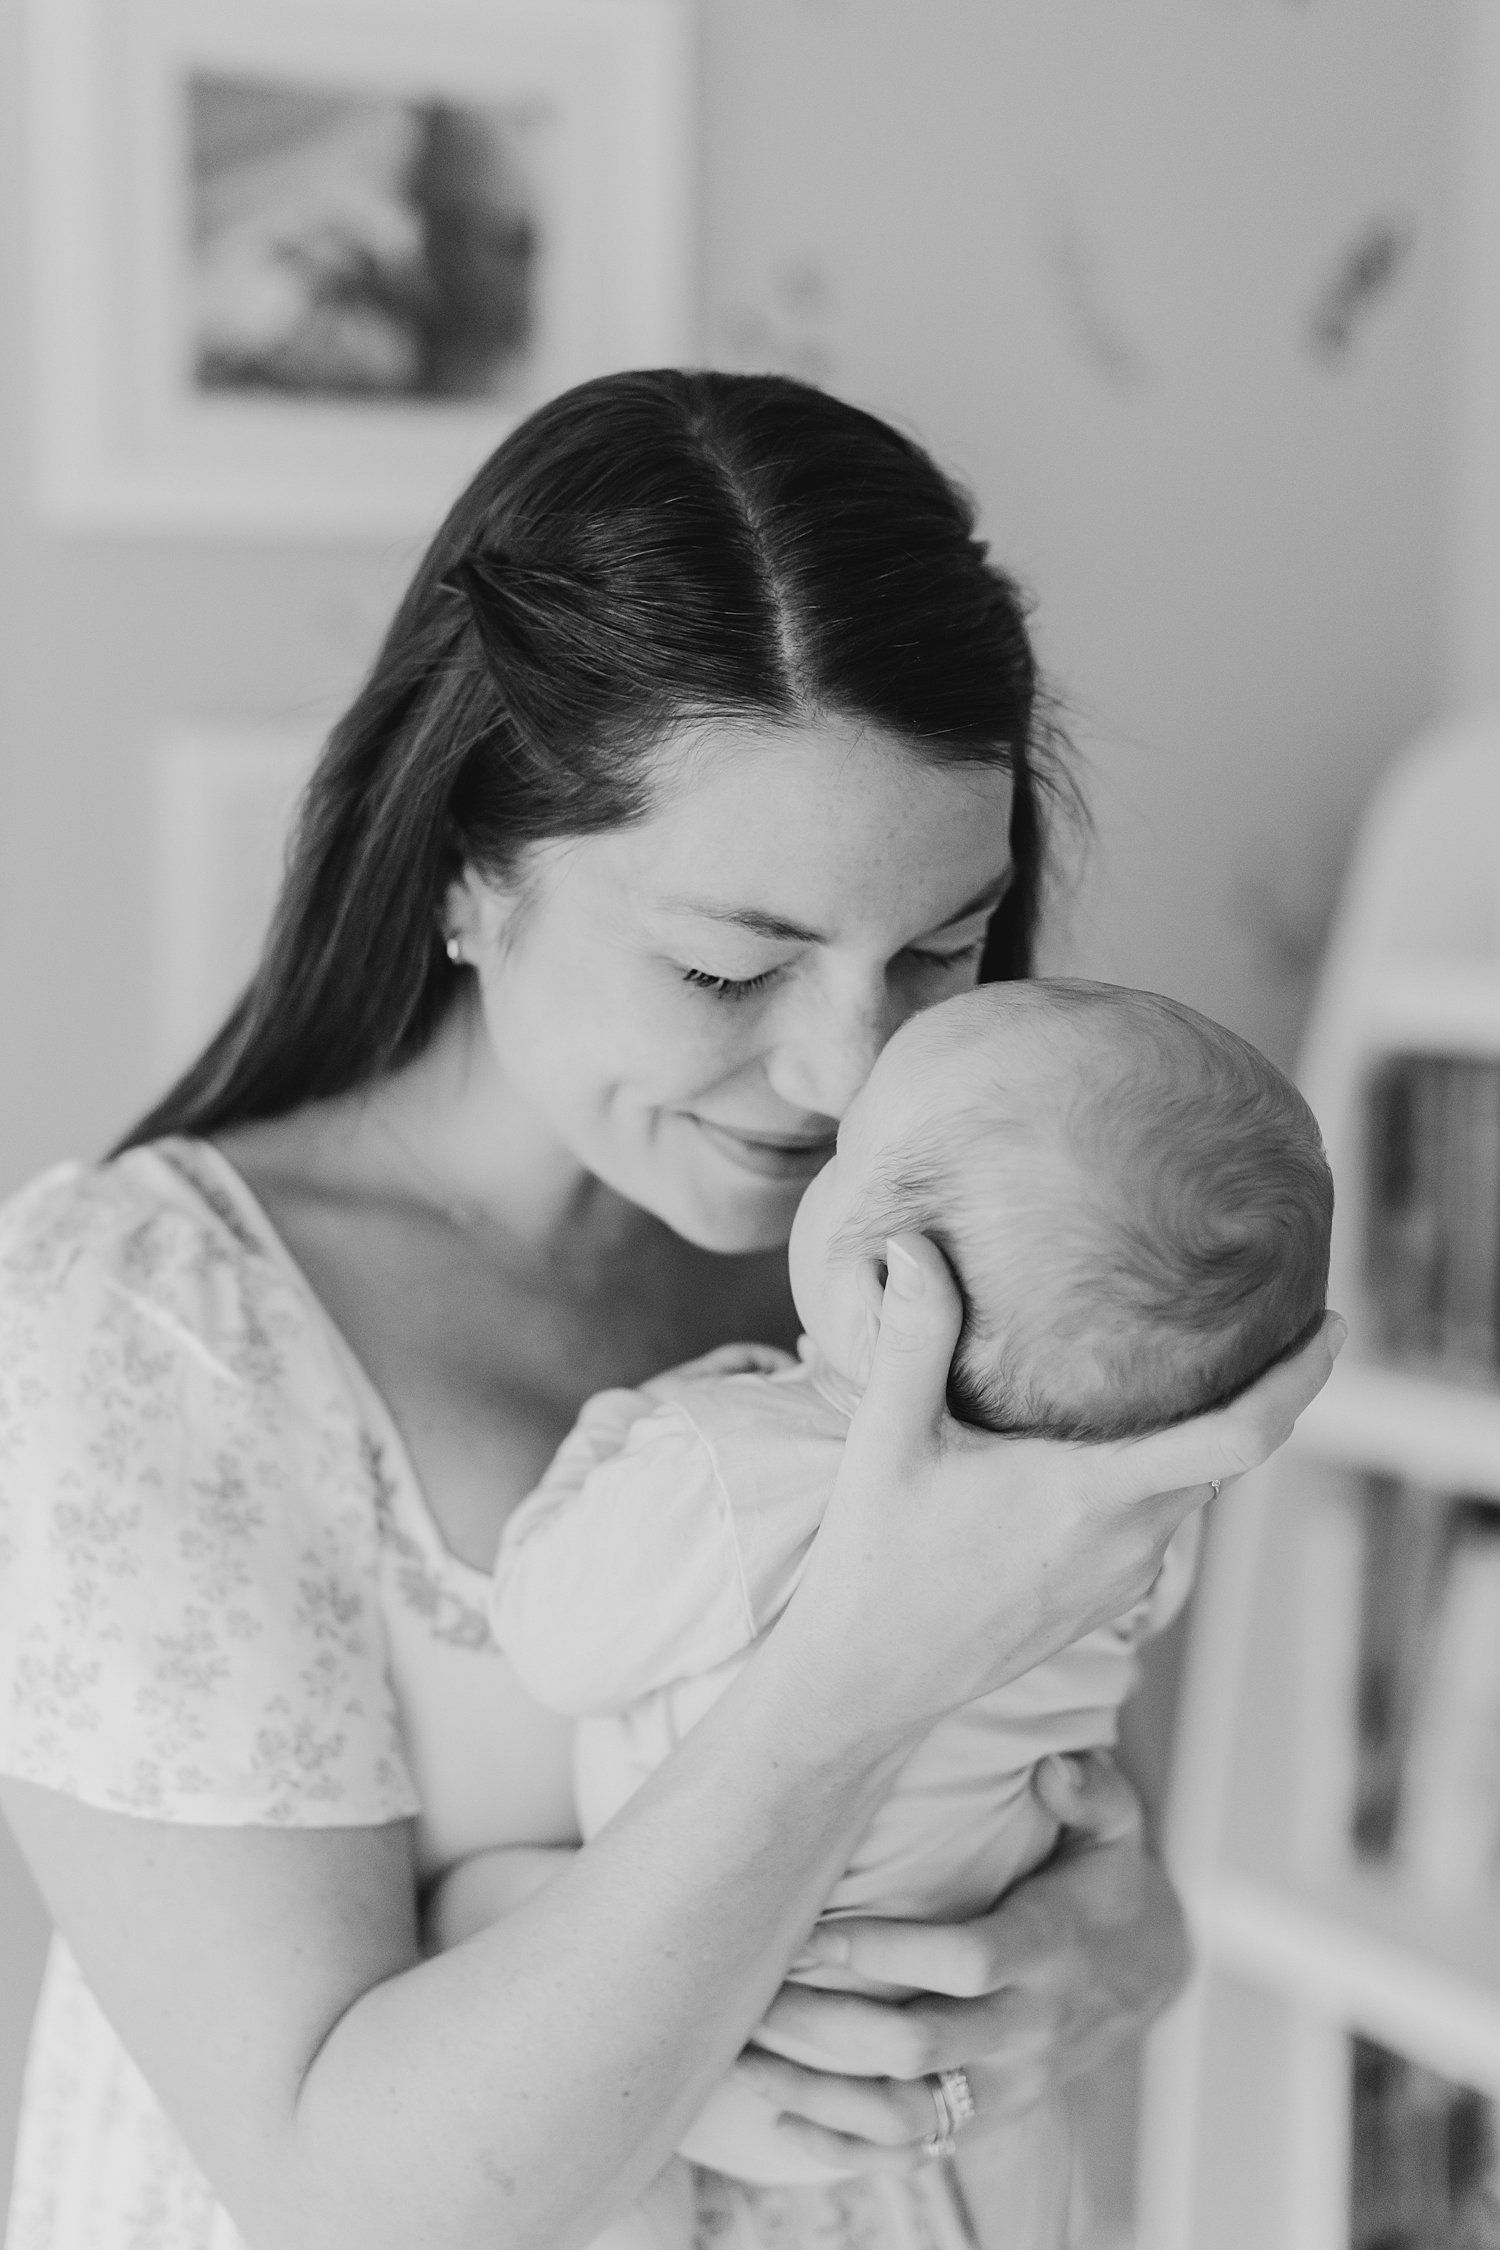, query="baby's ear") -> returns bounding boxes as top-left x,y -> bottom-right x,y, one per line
849,1257 -> 887,1385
